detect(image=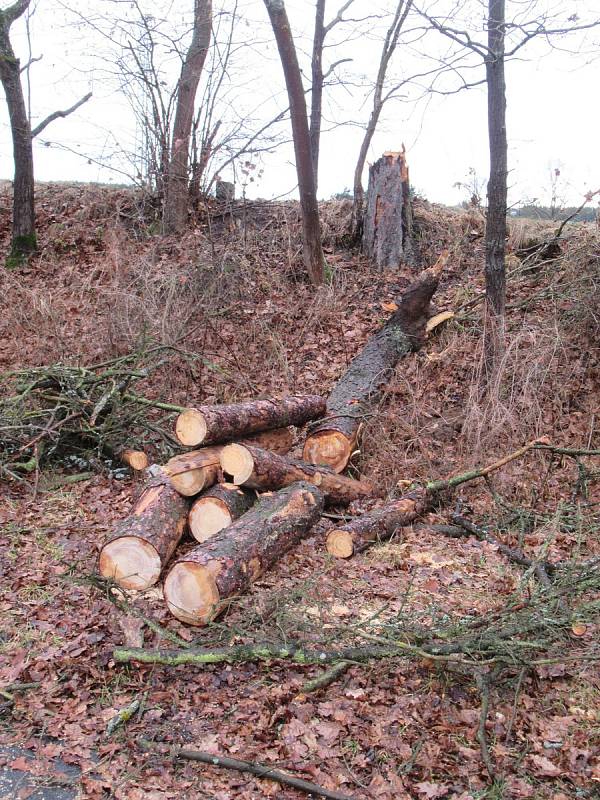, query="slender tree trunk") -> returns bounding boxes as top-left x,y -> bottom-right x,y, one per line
0,4 -> 36,263
352,102 -> 382,240
264,0 -> 326,285
163,0 -> 212,235
309,0 -> 326,190
483,0 -> 507,381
